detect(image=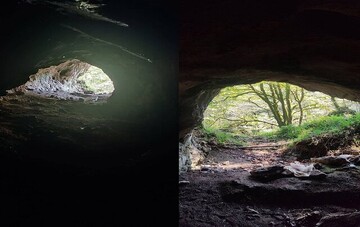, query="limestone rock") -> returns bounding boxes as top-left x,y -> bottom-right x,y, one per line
7,59 -> 115,101
284,161 -> 314,177
179,133 -> 205,172
250,162 -> 327,181
311,155 -> 352,167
